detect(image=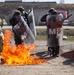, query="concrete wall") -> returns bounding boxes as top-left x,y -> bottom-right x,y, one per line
68,10 -> 74,21
34,8 -> 48,26
33,8 -> 73,26
0,2 -> 74,26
